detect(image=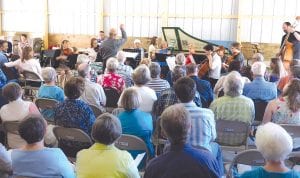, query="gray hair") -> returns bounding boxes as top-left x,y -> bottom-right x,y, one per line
161,104 -> 191,145
175,53 -> 186,66
106,57 -> 119,72
92,113 -> 122,145
256,122 -> 293,161
252,53 -> 264,62
149,62 -> 161,78
224,71 -> 244,97
251,62 -> 266,76
116,51 -> 126,63
119,88 -> 141,110
132,64 -> 151,85
41,67 -> 57,83
172,66 -> 186,82
77,63 -> 91,78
